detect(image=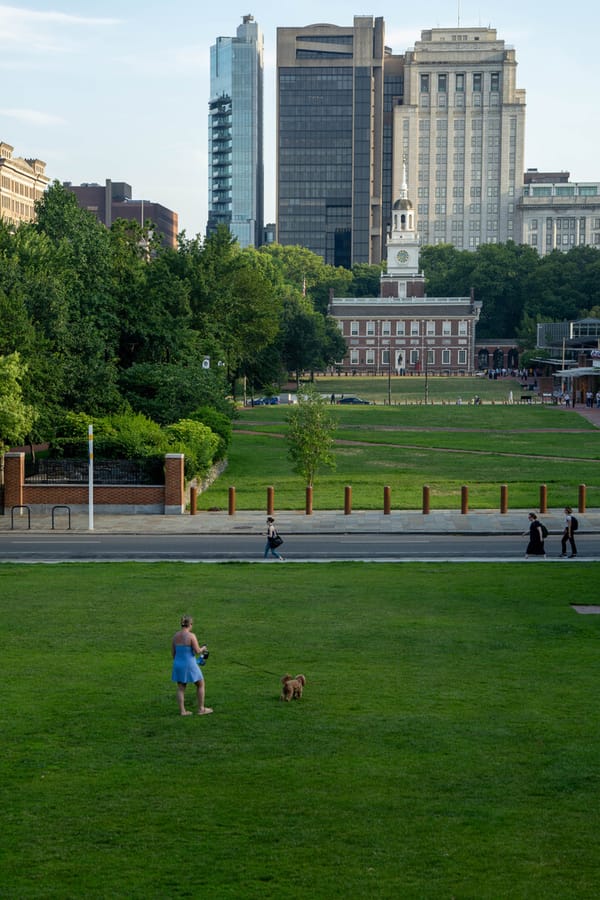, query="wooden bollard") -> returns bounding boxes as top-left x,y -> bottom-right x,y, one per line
383,485 -> 391,515
305,485 -> 313,516
344,485 -> 352,515
539,484 -> 547,514
267,486 -> 274,516
228,486 -> 236,516
190,486 -> 198,515
461,485 -> 468,515
579,483 -> 586,514
500,484 -> 508,514
422,484 -> 430,515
